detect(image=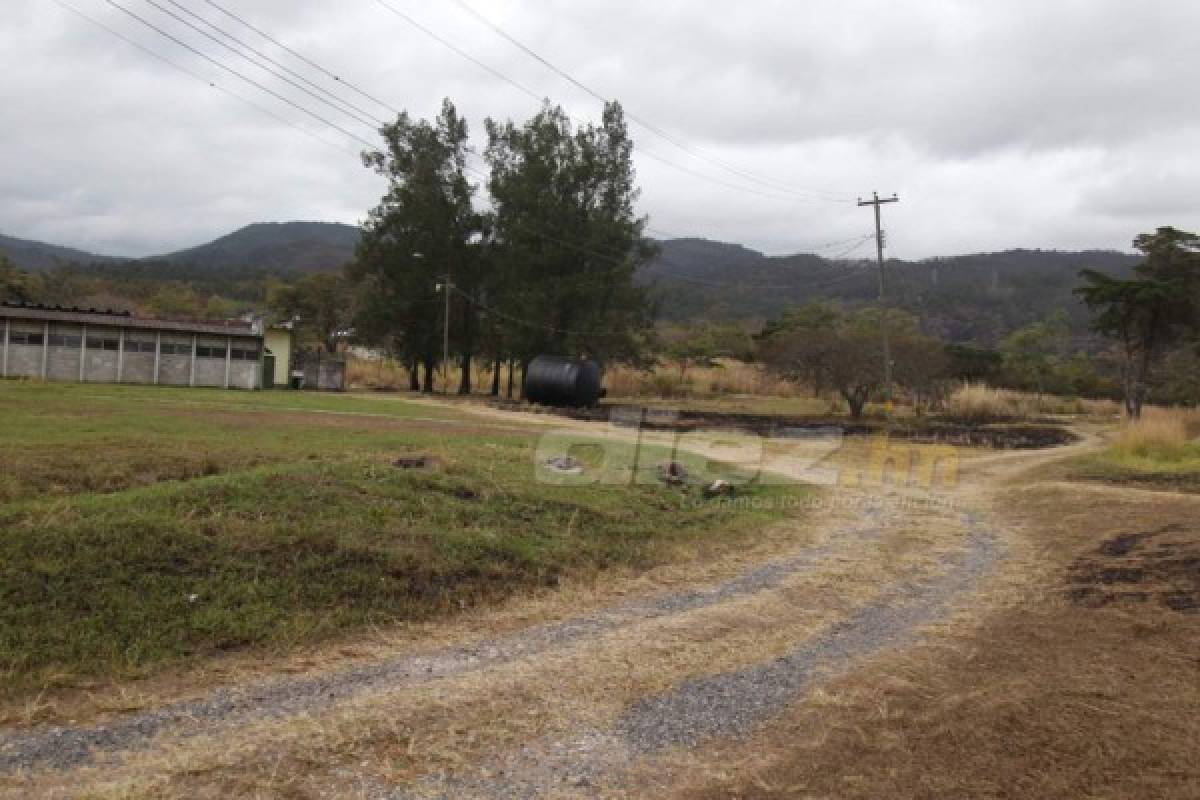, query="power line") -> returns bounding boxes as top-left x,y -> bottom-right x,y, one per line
447,0 -> 853,204
463,152 -> 873,291
450,284 -> 641,338
78,3 -> 835,262
140,0 -> 380,130
156,0 -> 843,206
51,0 -> 358,156
200,0 -> 401,116
159,0 -> 384,126
69,2 -> 874,295
643,227 -> 876,254
371,0 -> 544,106
100,0 -> 378,149
370,0 -> 812,203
